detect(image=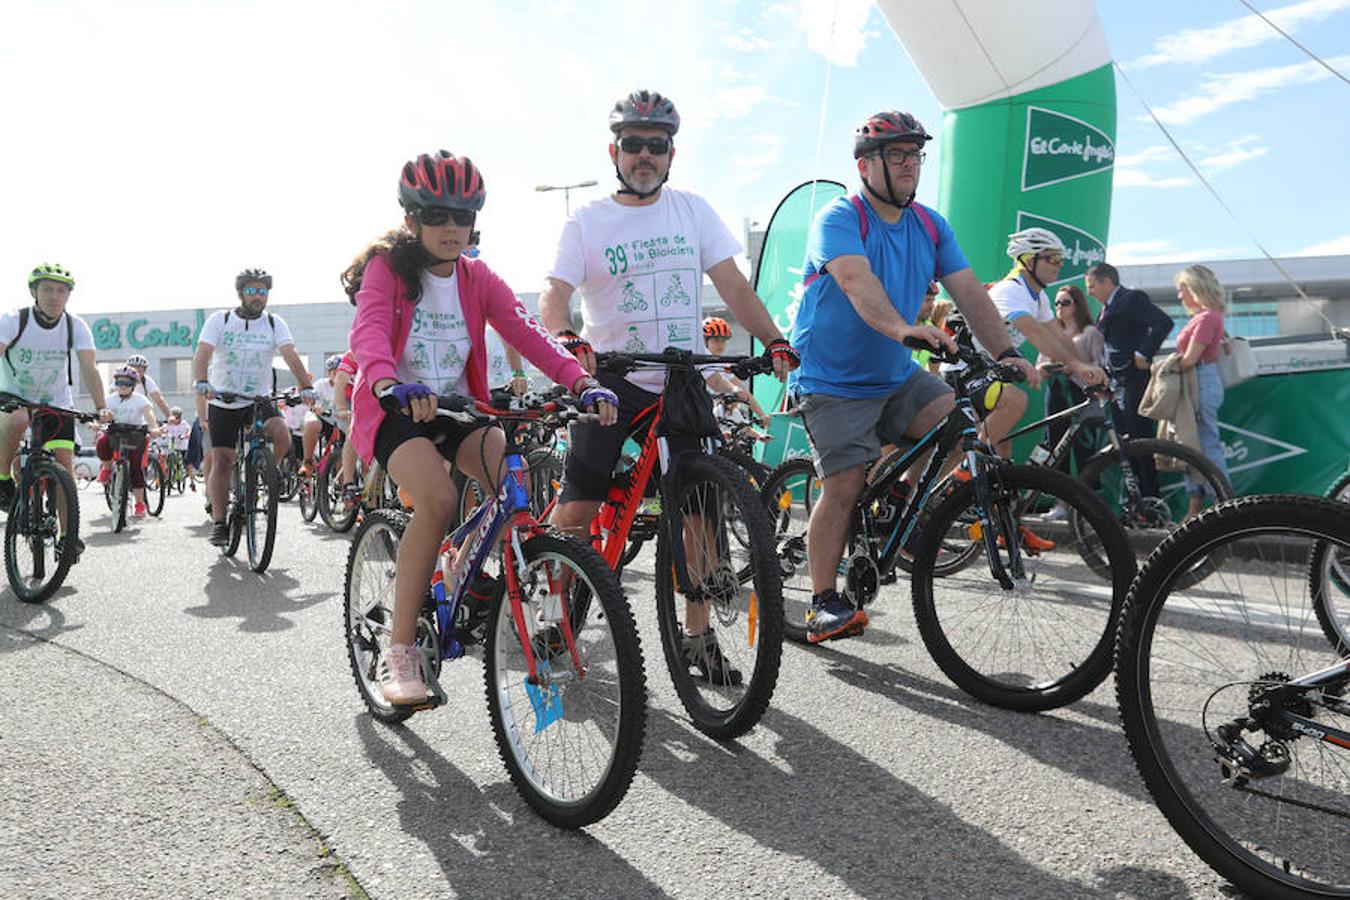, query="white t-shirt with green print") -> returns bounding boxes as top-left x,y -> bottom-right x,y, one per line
395,269 -> 472,396
0,308 -> 95,408
199,309 -> 295,410
549,188 -> 741,392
